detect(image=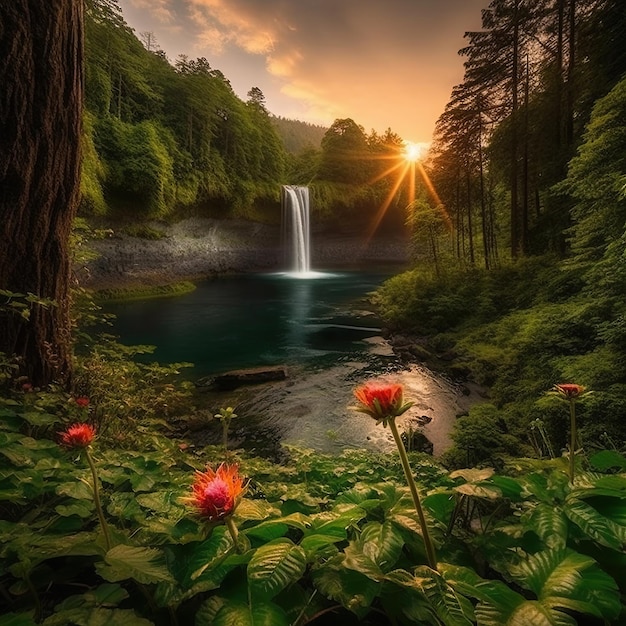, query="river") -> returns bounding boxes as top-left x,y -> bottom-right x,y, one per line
102,268 -> 477,456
